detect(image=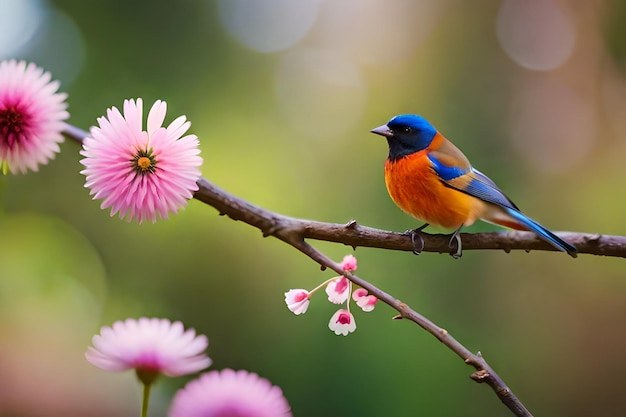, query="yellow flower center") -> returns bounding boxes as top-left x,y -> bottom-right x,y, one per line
131,148 -> 157,175
137,156 -> 152,170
